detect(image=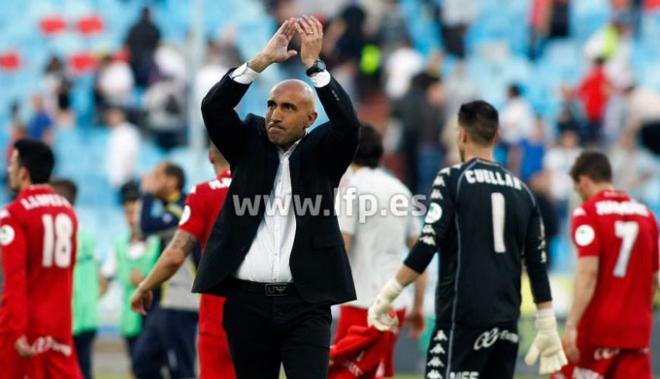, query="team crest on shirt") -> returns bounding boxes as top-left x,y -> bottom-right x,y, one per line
178,205 -> 191,226
0,224 -> 15,245
425,203 -> 442,224
575,224 -> 595,246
